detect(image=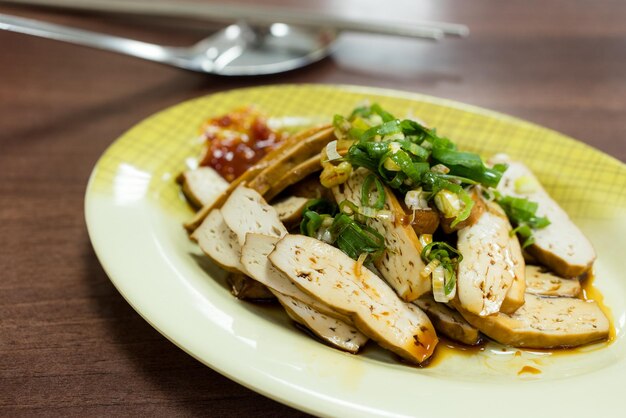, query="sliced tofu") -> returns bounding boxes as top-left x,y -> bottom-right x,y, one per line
500,261 -> 526,314
248,127 -> 333,197
414,295 -> 481,346
184,164 -> 266,232
525,265 -> 581,297
265,154 -> 322,201
272,196 -> 310,226
277,293 -> 368,353
241,233 -> 353,325
191,209 -> 244,273
227,273 -> 275,301
221,185 -> 288,246
269,234 -> 438,364
332,168 -> 429,301
457,200 -> 525,316
284,173 -> 335,201
491,155 -> 596,277
455,293 -> 609,348
180,166 -> 229,208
